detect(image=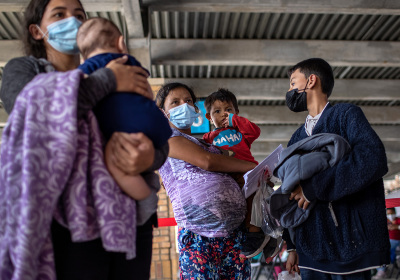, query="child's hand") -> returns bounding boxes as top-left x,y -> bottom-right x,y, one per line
222,112 -> 230,128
